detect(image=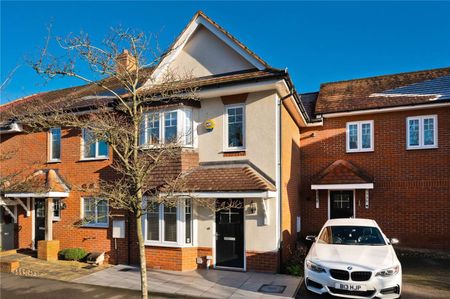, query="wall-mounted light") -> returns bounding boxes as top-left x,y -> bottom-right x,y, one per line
249,200 -> 257,214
